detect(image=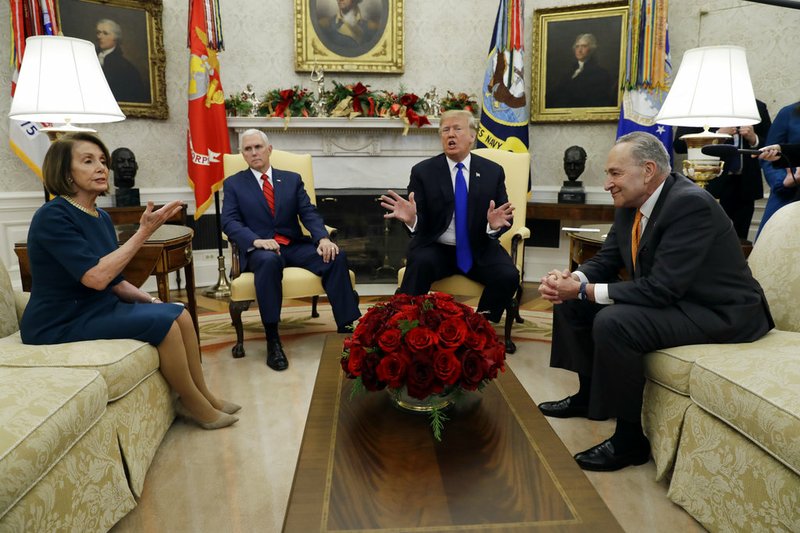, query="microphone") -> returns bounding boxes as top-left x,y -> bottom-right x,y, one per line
701,144 -> 762,157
